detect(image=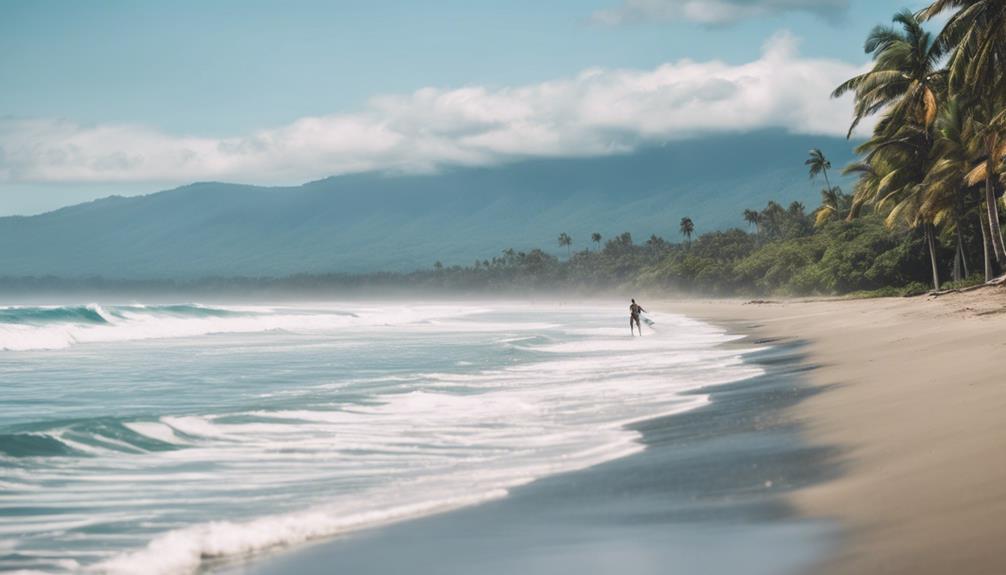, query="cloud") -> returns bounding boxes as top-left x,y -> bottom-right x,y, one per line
0,32 -> 867,187
592,0 -> 850,25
